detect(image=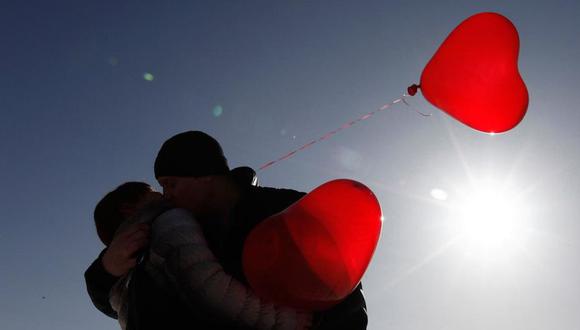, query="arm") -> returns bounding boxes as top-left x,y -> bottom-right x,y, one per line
84,250 -> 120,319
84,223 -> 150,319
147,208 -> 312,330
